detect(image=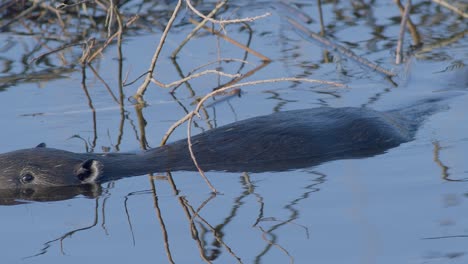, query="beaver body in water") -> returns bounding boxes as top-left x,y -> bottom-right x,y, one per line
0,95 -> 454,190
